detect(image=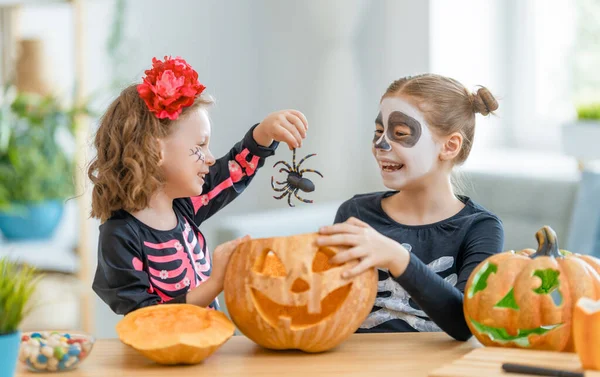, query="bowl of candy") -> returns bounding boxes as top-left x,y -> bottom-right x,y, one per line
19,331 -> 95,372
